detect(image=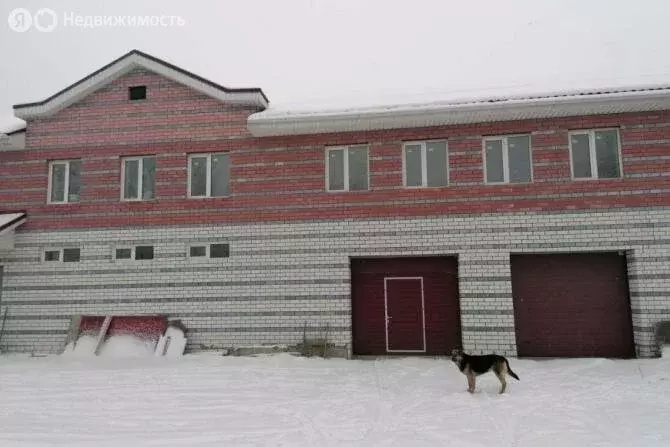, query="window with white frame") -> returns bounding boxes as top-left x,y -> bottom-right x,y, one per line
188,153 -> 230,197
484,135 -> 532,184
44,250 -> 60,262
48,160 -> 81,203
115,248 -> 132,260
188,243 -> 230,259
114,245 -> 154,261
326,145 -> 369,191
403,140 -> 448,187
122,156 -> 156,200
570,129 -> 622,179
44,248 -> 80,262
